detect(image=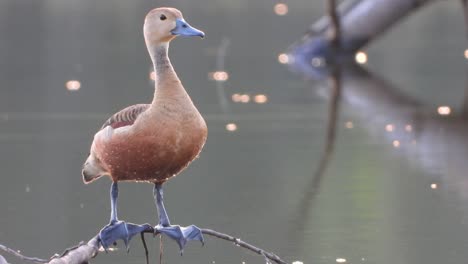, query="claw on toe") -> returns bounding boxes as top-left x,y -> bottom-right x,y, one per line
99,221 -> 152,252
154,224 -> 204,254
